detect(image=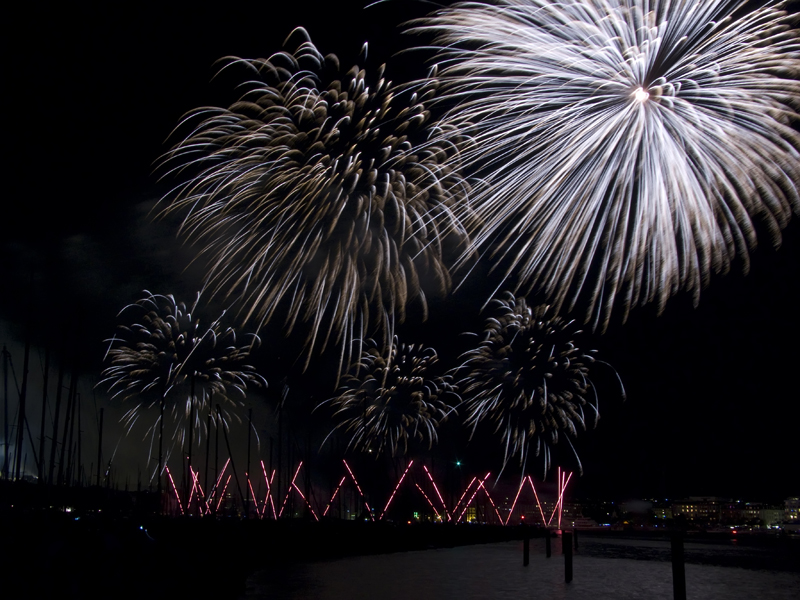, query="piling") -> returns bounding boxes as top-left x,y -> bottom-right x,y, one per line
545,531 -> 551,558
563,530 -> 573,583
523,524 -> 530,566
